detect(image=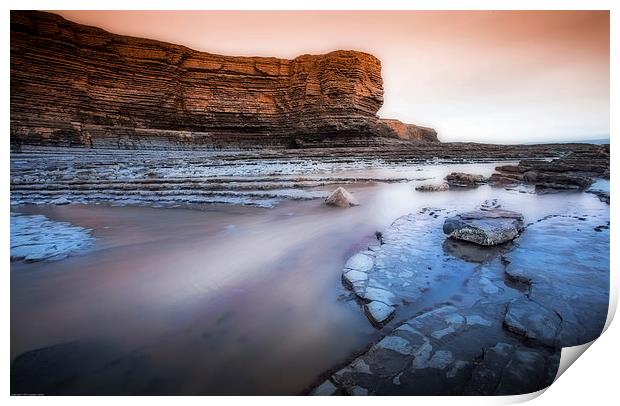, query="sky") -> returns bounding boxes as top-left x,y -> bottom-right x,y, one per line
54,10 -> 610,144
